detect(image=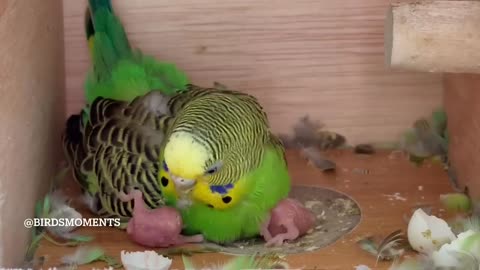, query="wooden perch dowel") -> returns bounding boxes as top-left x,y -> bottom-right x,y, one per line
385,1 -> 480,74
